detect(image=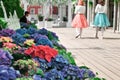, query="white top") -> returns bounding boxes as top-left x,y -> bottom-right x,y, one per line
95,4 -> 107,13
74,5 -> 85,14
